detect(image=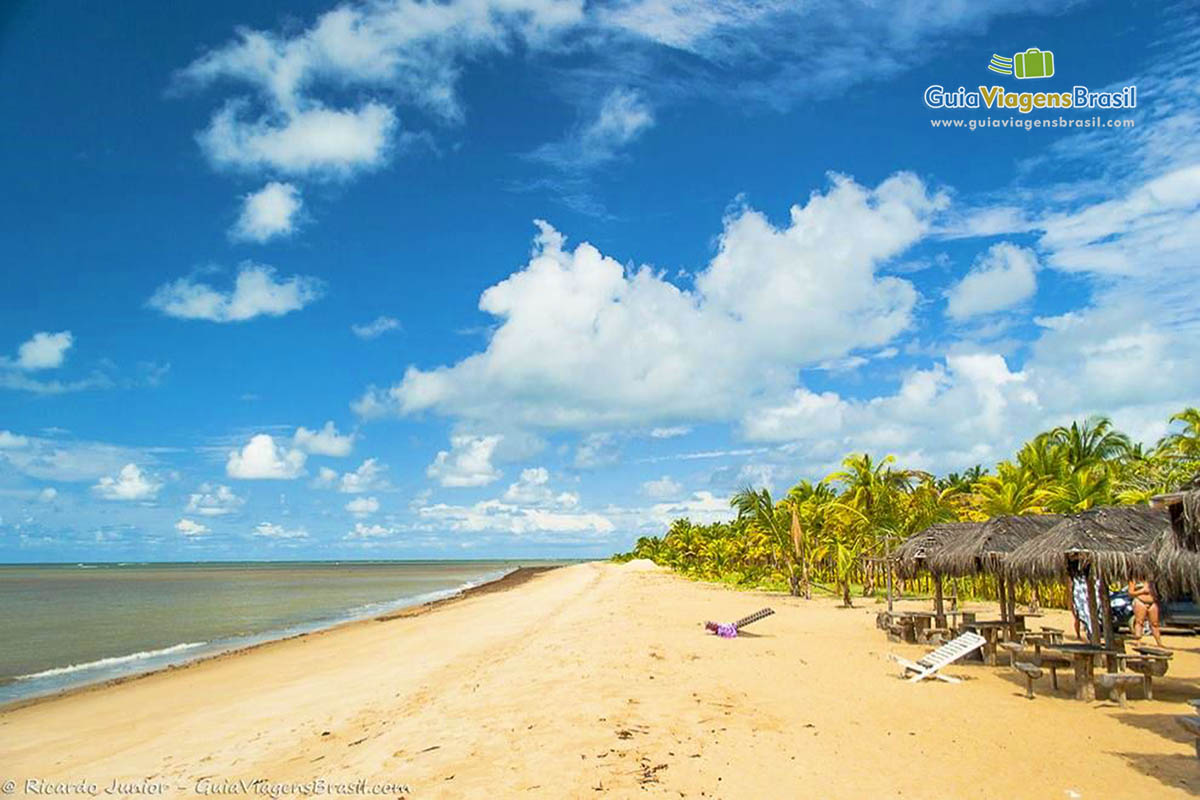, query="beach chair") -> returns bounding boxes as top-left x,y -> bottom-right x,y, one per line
704,607 -> 774,637
890,631 -> 986,683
